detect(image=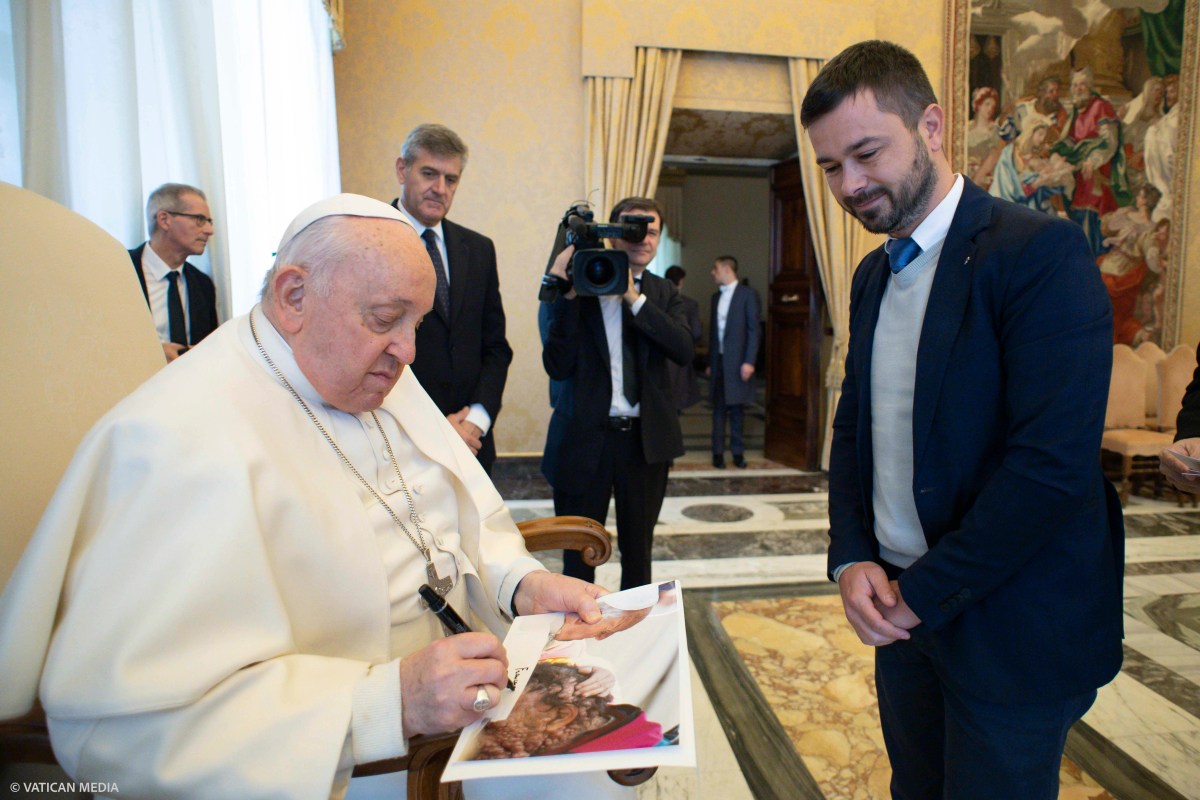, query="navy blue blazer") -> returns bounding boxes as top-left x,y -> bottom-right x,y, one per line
708,284 -> 760,406
828,178 -> 1124,704
129,244 -> 218,346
